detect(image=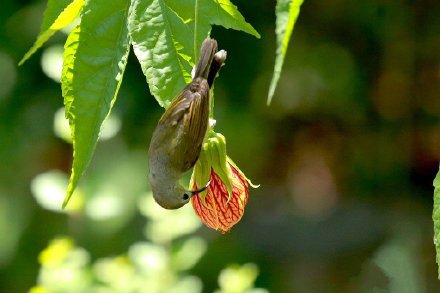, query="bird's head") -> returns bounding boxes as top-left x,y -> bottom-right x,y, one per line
151,179 -> 210,210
